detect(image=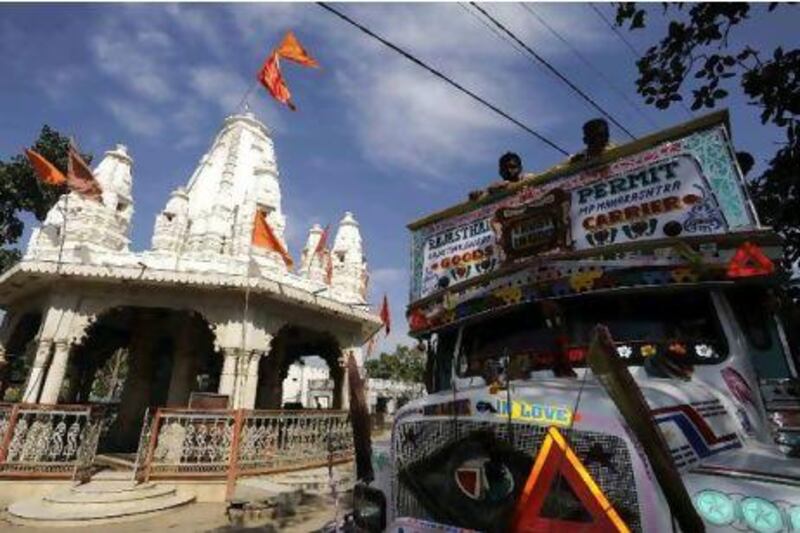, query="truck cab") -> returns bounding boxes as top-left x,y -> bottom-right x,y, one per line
372,111 -> 800,532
